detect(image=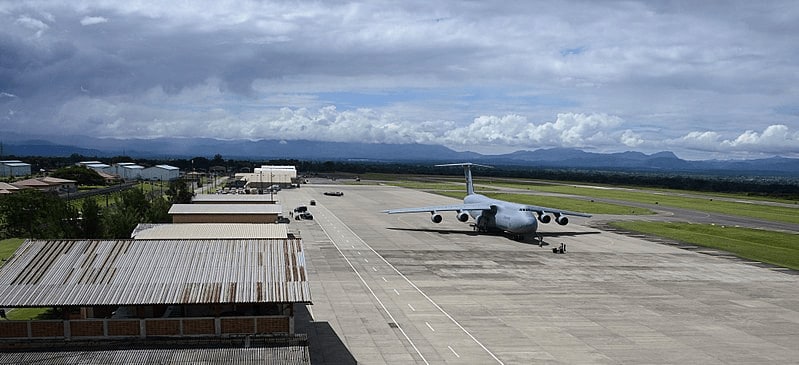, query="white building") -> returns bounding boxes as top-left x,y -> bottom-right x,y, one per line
77,161 -> 112,175
140,164 -> 180,181
238,165 -> 297,188
114,163 -> 144,180
0,160 -> 31,177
